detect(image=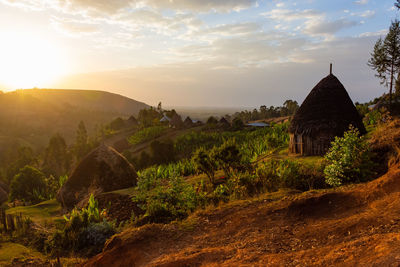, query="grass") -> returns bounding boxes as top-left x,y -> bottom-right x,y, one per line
6,199 -> 62,224
0,242 -> 44,264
